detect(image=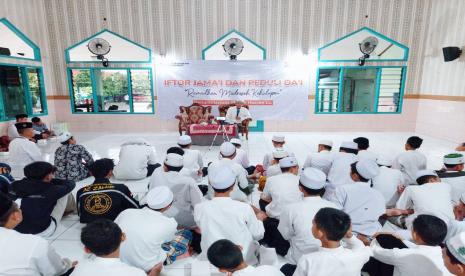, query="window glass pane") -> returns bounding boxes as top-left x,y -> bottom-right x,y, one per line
0,66 -> 26,119
317,69 -> 340,112
71,69 -> 93,112
341,68 -> 377,112
95,70 -> 129,112
131,70 -> 153,113
377,68 -> 403,113
27,68 -> 45,114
